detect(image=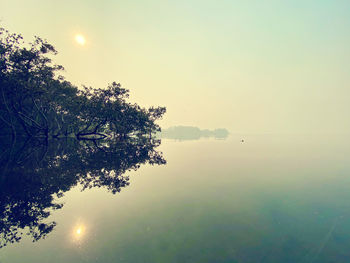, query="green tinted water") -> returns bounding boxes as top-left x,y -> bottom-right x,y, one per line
1,134 -> 350,262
